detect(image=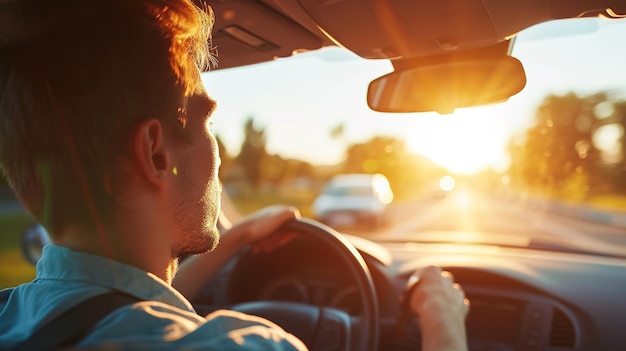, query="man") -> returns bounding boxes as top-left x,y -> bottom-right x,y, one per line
0,0 -> 468,349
